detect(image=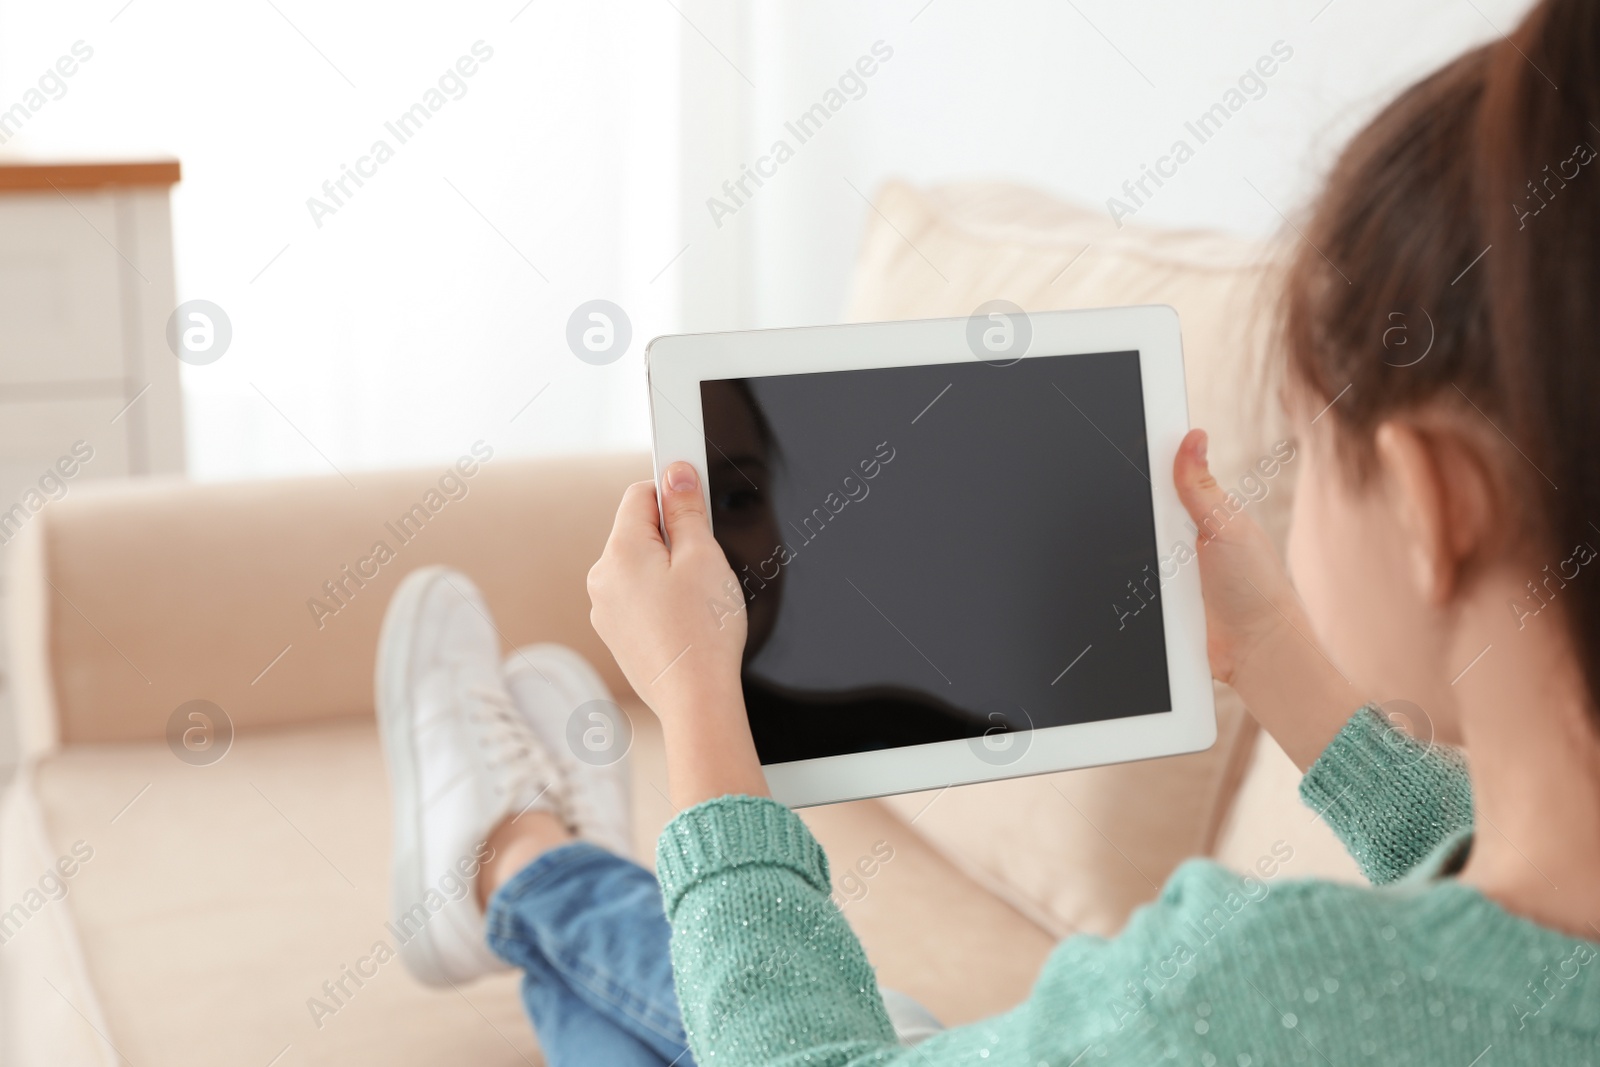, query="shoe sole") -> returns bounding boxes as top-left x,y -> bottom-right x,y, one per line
373,565 -> 456,987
